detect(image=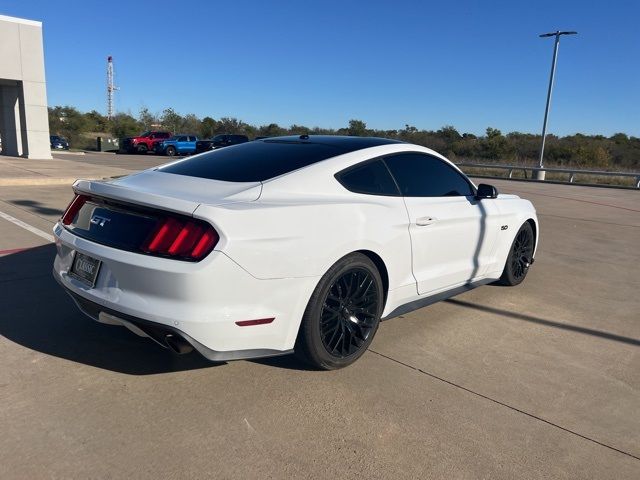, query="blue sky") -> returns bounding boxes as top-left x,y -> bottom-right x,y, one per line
3,0 -> 639,136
